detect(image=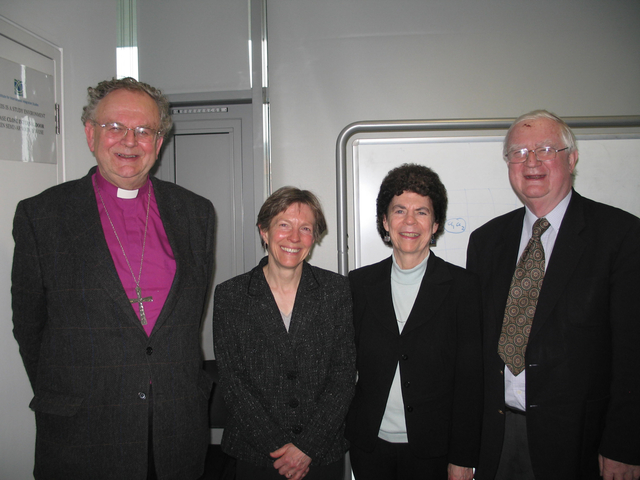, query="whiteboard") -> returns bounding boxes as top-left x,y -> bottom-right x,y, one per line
351,135 -> 640,269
